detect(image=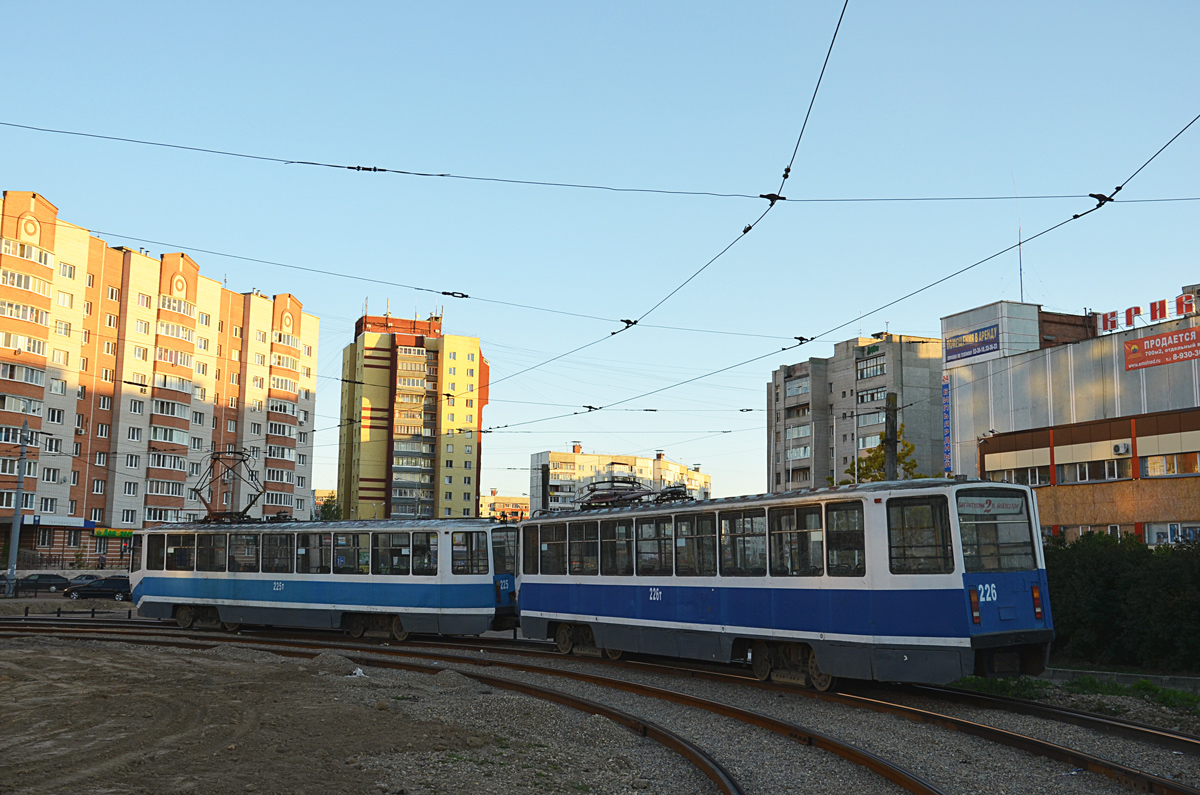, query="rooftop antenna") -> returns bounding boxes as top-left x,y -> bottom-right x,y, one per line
386,298 -> 390,318
1011,165 -> 1024,302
